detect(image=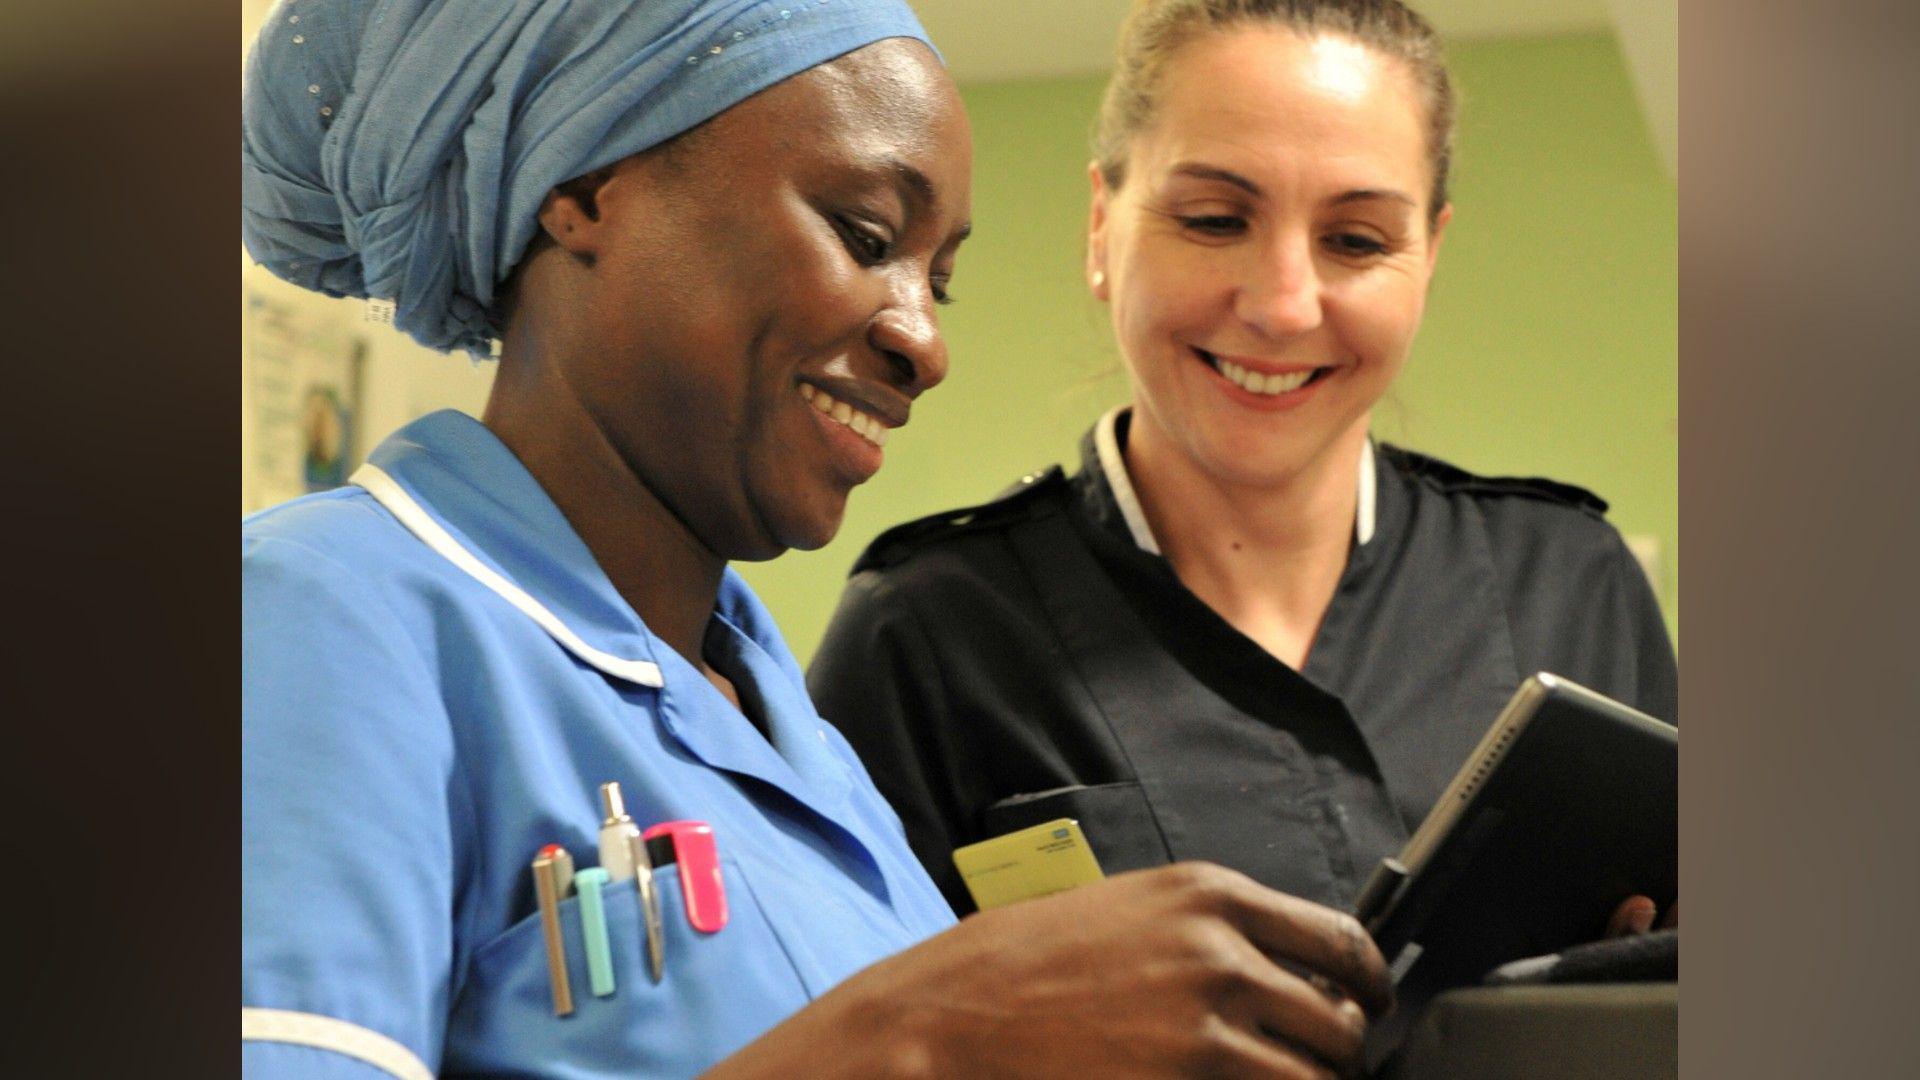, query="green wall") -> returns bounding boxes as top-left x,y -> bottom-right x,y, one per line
739,32 -> 1678,663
